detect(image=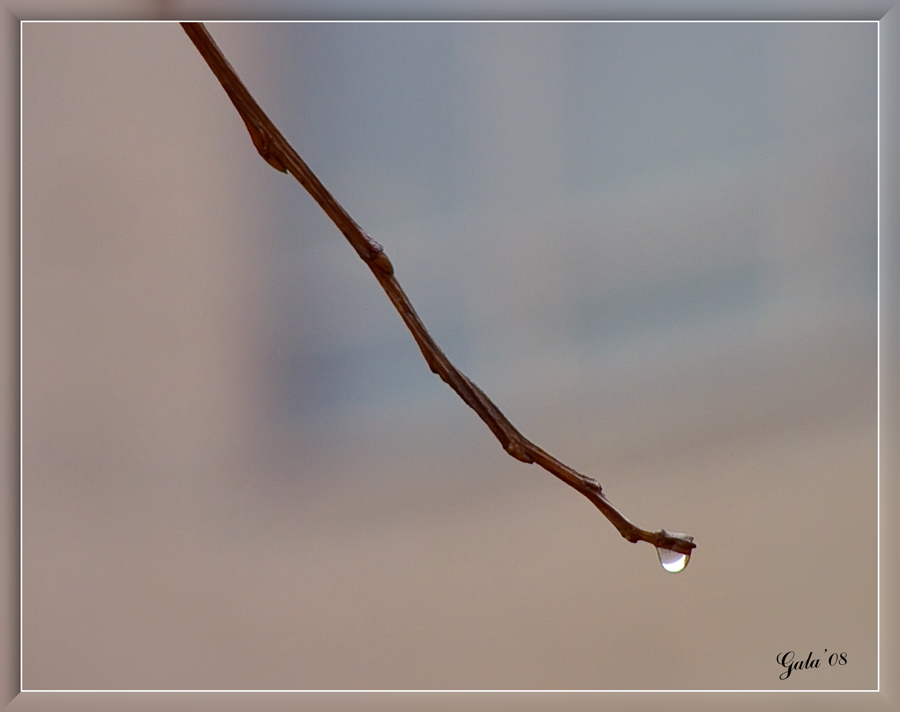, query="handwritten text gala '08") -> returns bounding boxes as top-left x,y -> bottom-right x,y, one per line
776,650 -> 848,680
